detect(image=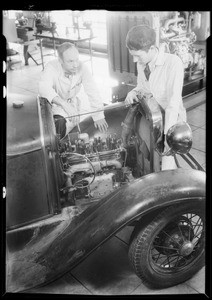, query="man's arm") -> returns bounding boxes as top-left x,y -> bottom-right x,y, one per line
164,56 -> 184,135
163,56 -> 184,153
125,62 -> 146,105
38,64 -> 59,102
